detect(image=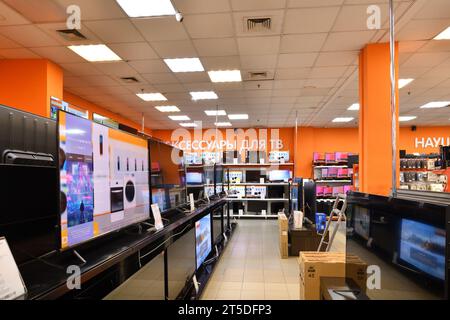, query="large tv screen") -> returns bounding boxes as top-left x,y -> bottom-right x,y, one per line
58,111 -> 150,249
150,140 -> 186,213
399,218 -> 446,281
195,214 -> 212,270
